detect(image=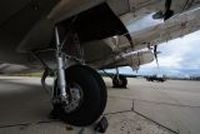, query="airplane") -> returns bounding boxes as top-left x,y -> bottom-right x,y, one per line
0,0 -> 200,127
